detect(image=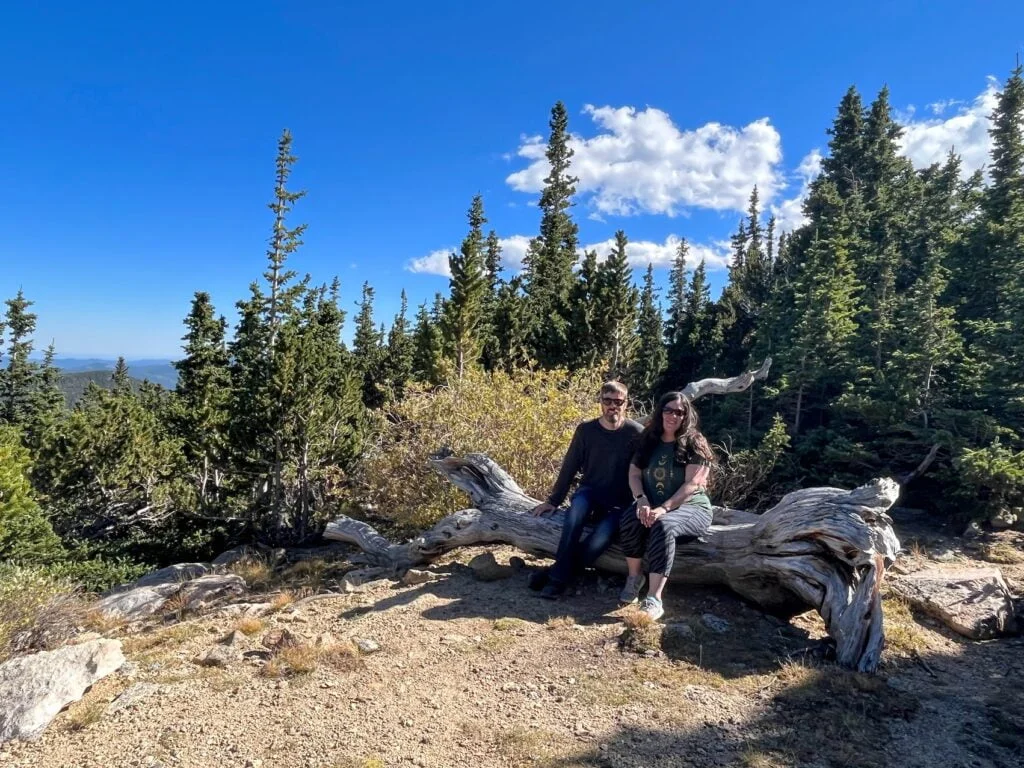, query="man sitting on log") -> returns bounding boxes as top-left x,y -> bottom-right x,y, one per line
529,380 -> 644,599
